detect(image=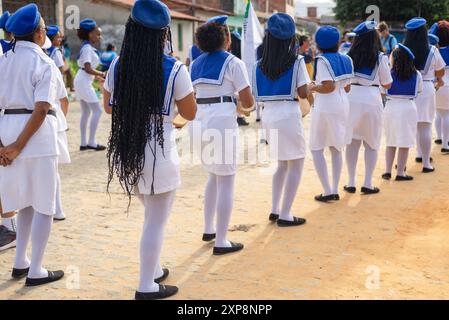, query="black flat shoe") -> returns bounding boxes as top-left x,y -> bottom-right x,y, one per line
25,270 -> 64,287
155,268 -> 169,284
395,175 -> 414,181
361,187 -> 380,194
415,157 -> 433,163
333,194 -> 340,201
11,267 -> 29,280
344,186 -> 356,194
79,146 -> 88,151
202,233 -> 216,242
53,217 -> 66,221
268,213 -> 279,222
277,217 -> 306,227
435,139 -> 443,145
135,284 -> 178,300
442,148 -> 449,153
422,167 -> 435,173
87,144 -> 106,151
382,173 -> 391,180
314,194 -> 335,203
213,241 -> 244,256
